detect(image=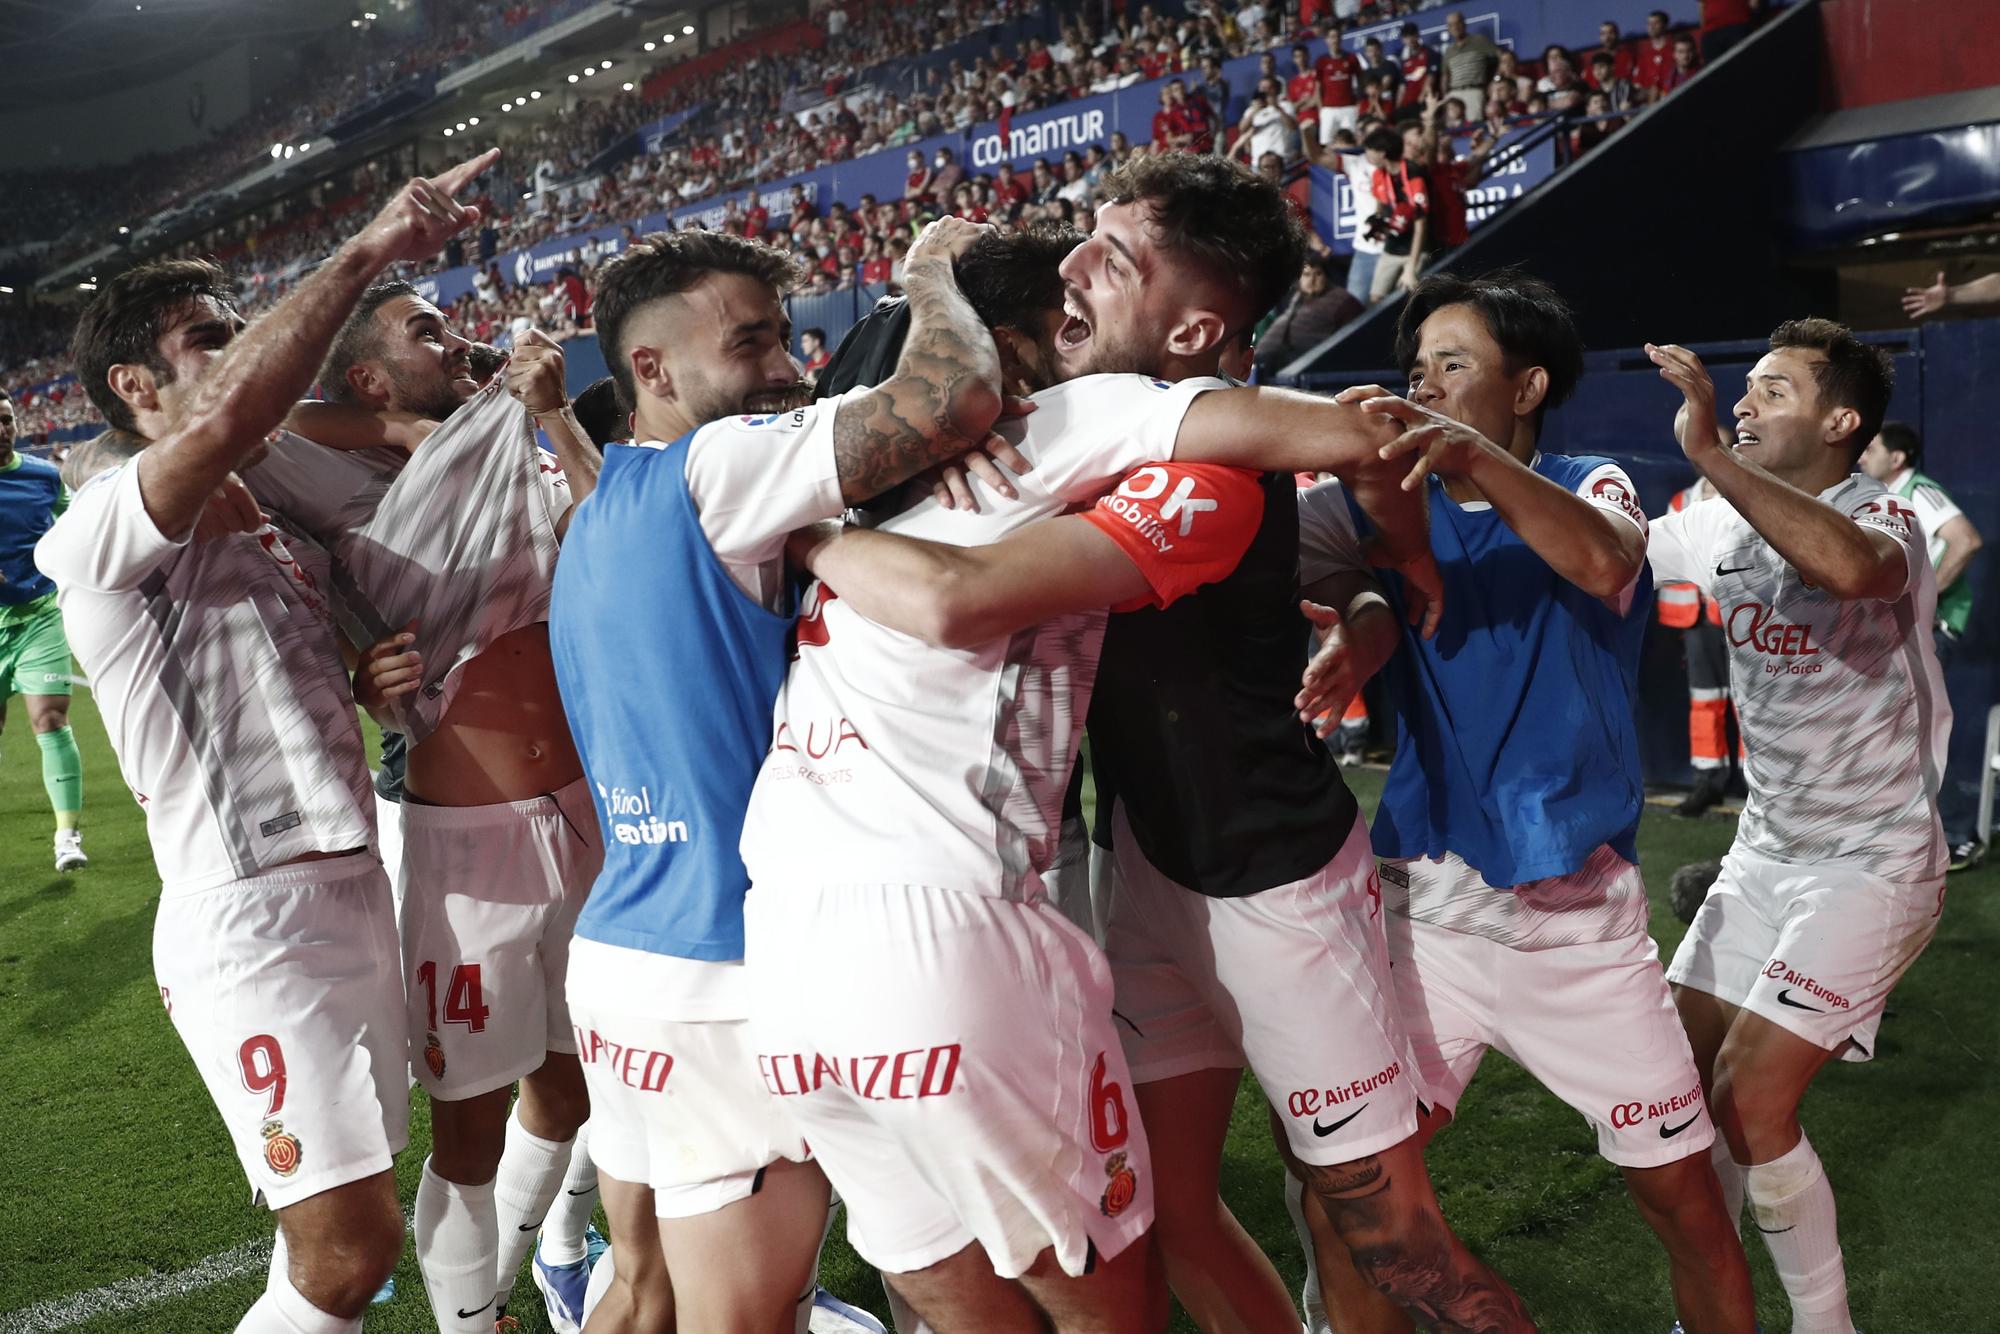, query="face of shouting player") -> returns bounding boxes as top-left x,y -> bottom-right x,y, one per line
356,294 -> 476,420
1404,302 -> 1549,454
1729,347 -> 1861,483
1053,199 -> 1234,383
